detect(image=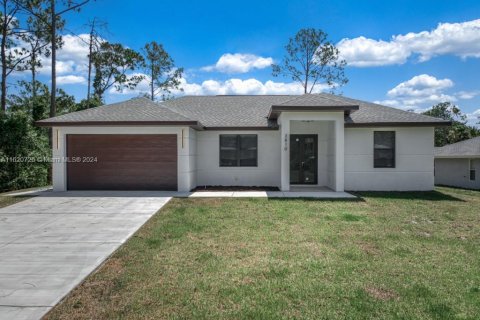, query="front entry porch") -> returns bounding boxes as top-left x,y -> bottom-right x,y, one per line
279,113 -> 345,192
